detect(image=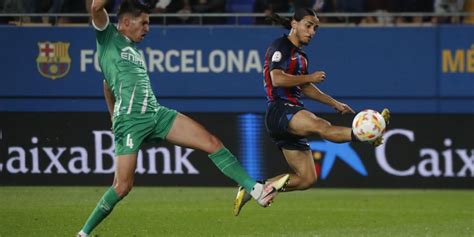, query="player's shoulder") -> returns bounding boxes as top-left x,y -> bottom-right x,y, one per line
271,35 -> 287,44
95,21 -> 121,46
269,36 -> 291,54
103,22 -> 119,34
